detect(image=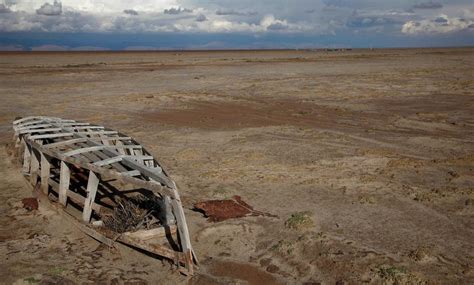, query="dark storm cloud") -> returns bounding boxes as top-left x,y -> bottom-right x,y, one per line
36,1 -> 62,16
413,1 -> 443,9
1,0 -> 474,49
196,14 -> 207,22
123,9 -> 138,16
0,4 -> 11,13
434,17 -> 448,23
215,9 -> 257,16
163,7 -> 192,15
